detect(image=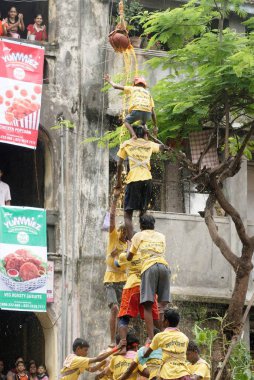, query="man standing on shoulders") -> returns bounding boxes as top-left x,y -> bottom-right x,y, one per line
187,342 -> 210,380
127,214 -> 170,342
0,168 -> 11,206
116,125 -> 168,239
